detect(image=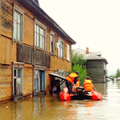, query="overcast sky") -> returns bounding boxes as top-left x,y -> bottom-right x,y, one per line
39,0 -> 120,75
